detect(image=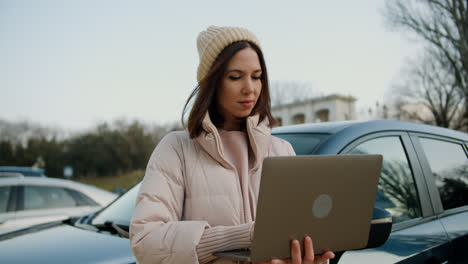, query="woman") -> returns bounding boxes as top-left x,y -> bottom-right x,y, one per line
130,26 -> 335,264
